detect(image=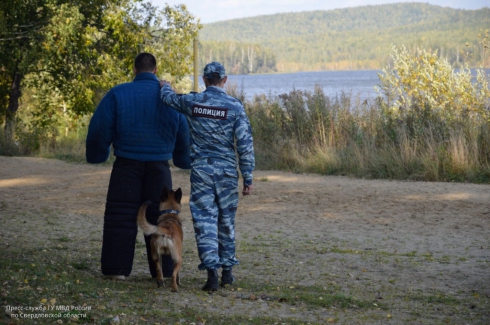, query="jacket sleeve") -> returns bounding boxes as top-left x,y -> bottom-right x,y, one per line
172,113 -> 191,169
234,108 -> 255,186
160,84 -> 195,116
85,91 -> 116,164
